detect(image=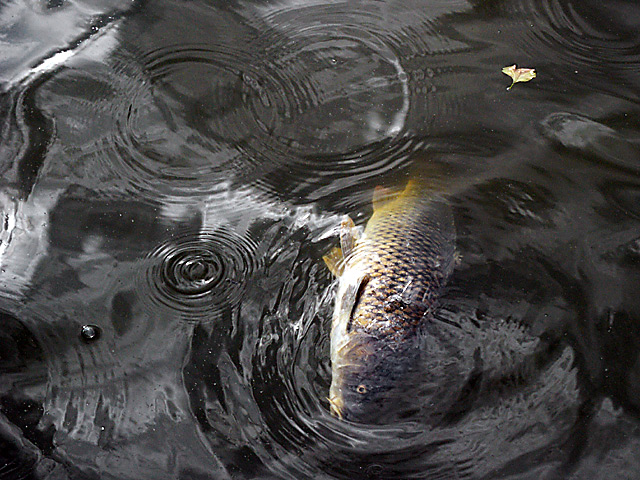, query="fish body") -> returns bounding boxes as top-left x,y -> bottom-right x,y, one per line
324,180 -> 455,422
